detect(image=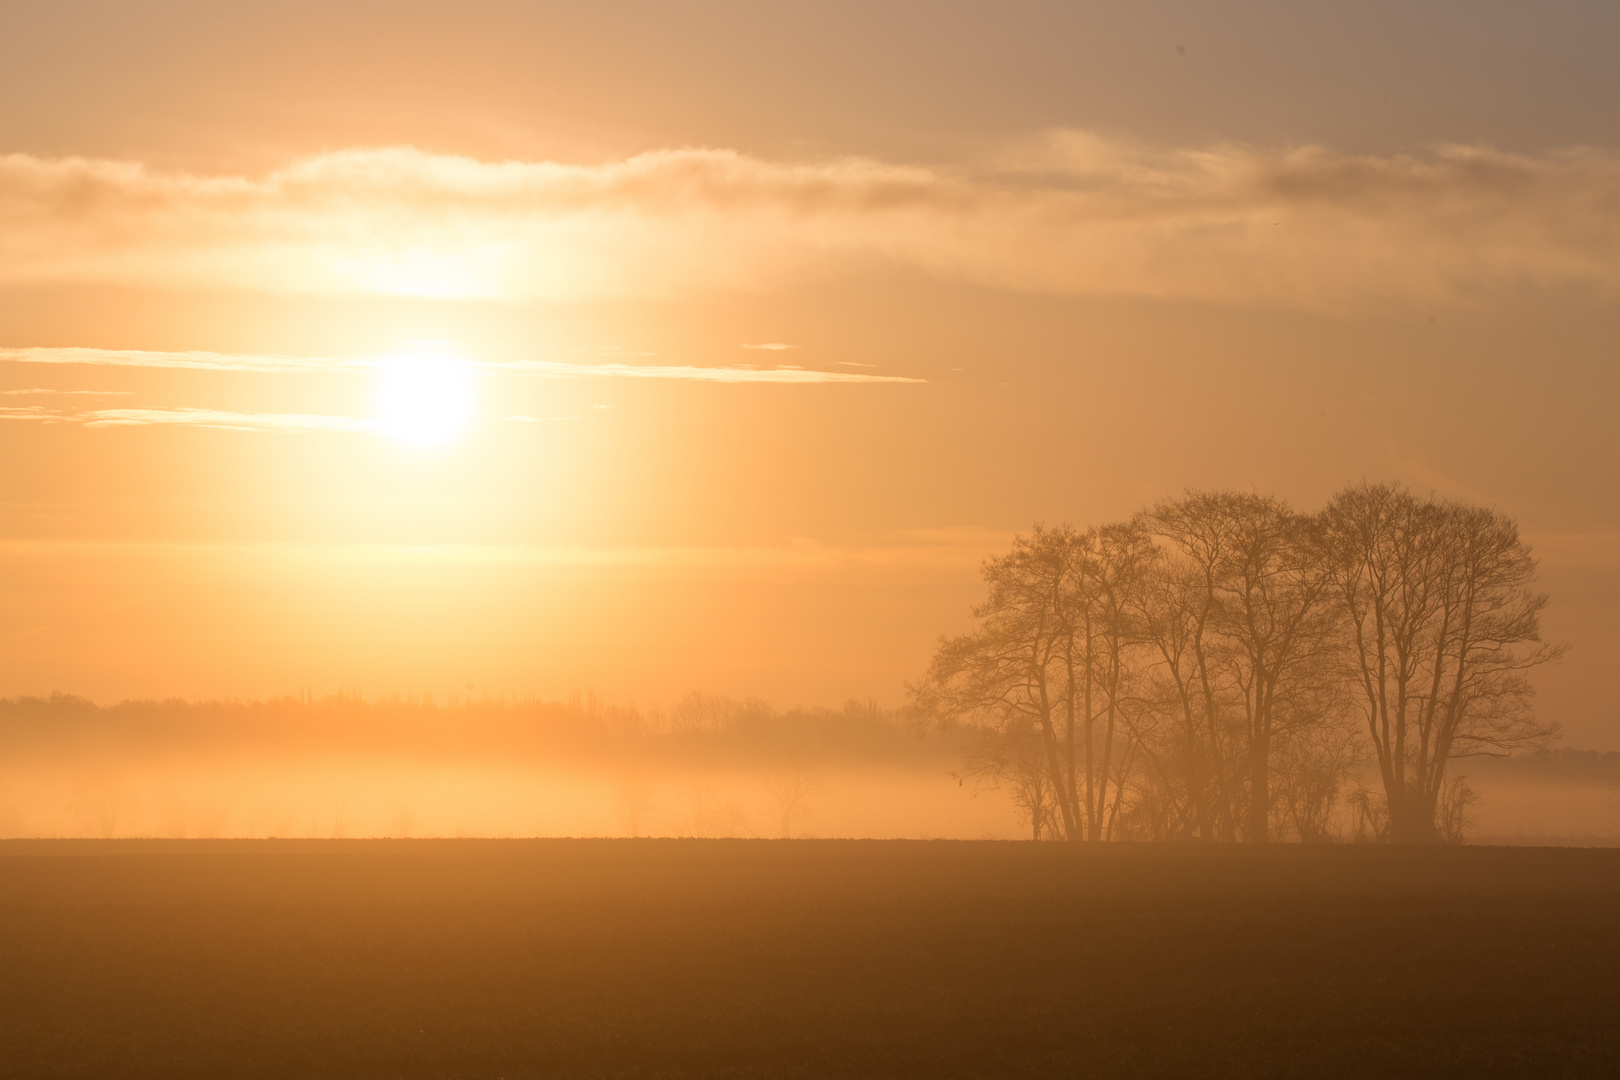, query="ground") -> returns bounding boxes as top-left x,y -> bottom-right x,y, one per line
1,839 -> 1617,1078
